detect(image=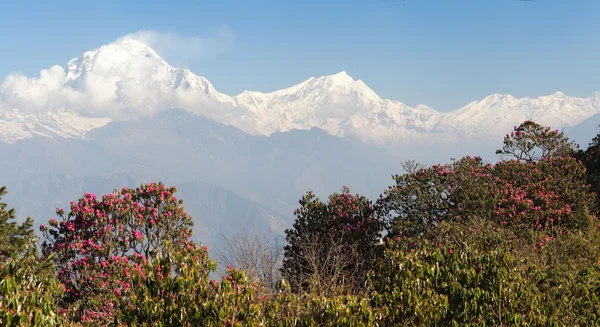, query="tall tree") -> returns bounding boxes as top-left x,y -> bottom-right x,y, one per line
496,120 -> 577,162
0,186 -> 34,263
0,186 -> 64,327
281,187 -> 383,294
574,128 -> 600,210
